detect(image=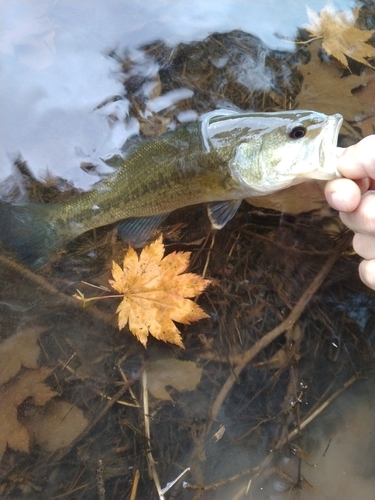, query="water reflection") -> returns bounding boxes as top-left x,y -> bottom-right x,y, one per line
1,0 -> 355,187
